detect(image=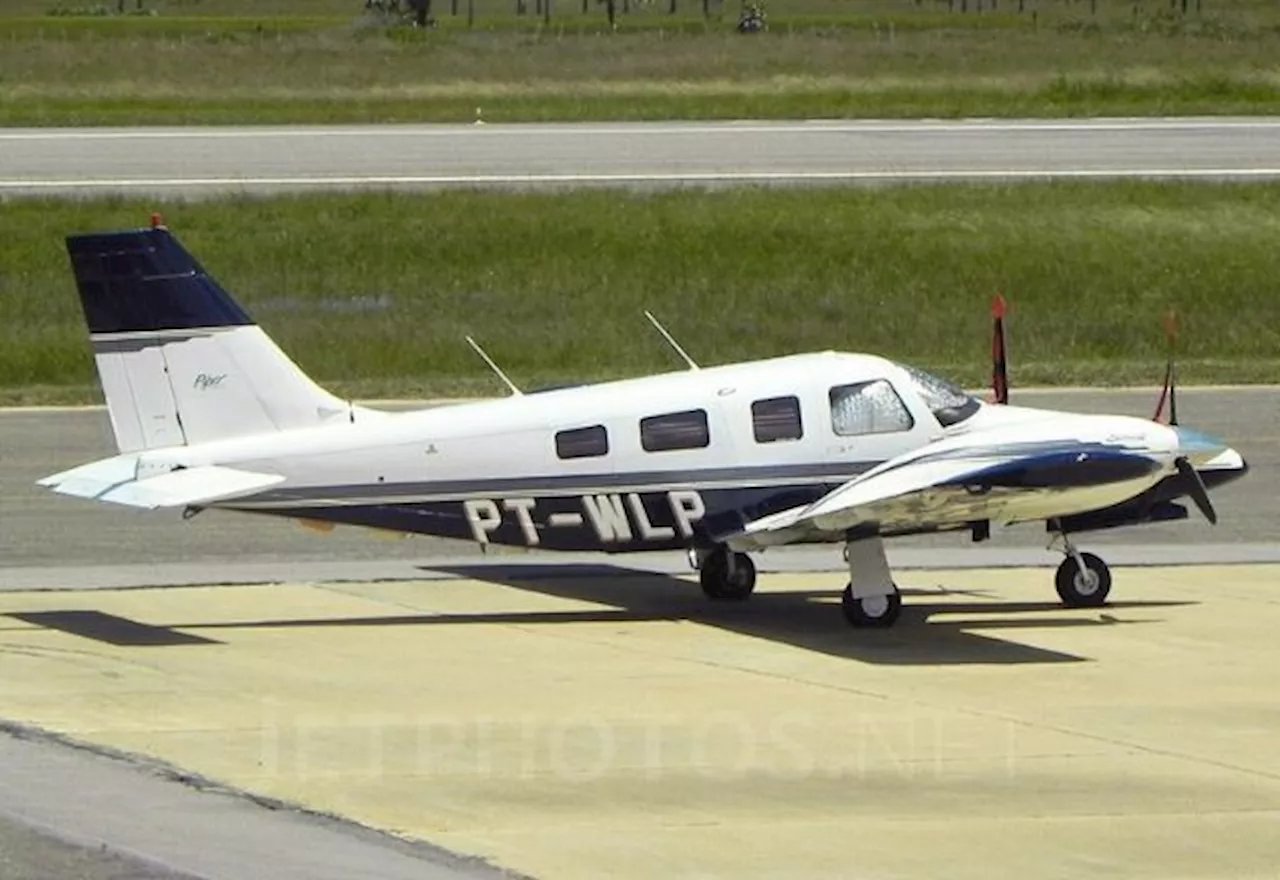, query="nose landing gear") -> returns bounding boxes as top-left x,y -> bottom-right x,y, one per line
1051,534 -> 1112,607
